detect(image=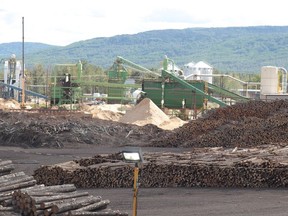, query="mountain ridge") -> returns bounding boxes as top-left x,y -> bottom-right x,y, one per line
1,26 -> 288,73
